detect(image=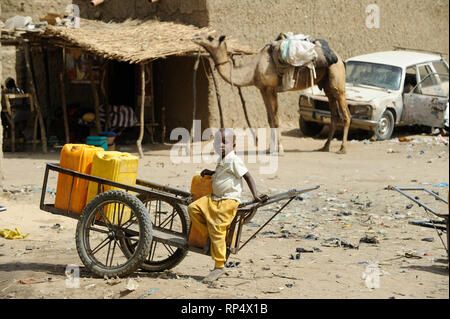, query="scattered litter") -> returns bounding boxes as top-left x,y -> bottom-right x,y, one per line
105,276 -> 121,286
51,224 -> 64,230
225,261 -> 241,268
359,235 -> 379,244
296,248 -> 313,253
290,253 -> 301,260
85,284 -> 96,290
279,230 -> 296,238
285,283 -> 294,288
321,237 -> 359,249
406,204 -> 414,209
302,234 -> 318,241
357,261 -> 368,264
139,288 -> 159,299
0,228 -> 29,239
19,278 -> 45,285
432,182 -> 448,188
103,291 -> 114,299
247,221 -> 260,227
313,247 -> 322,252
25,246 -> 34,251
261,231 -> 276,235
396,250 -> 422,259
125,278 -> 139,291
421,237 -> 434,242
